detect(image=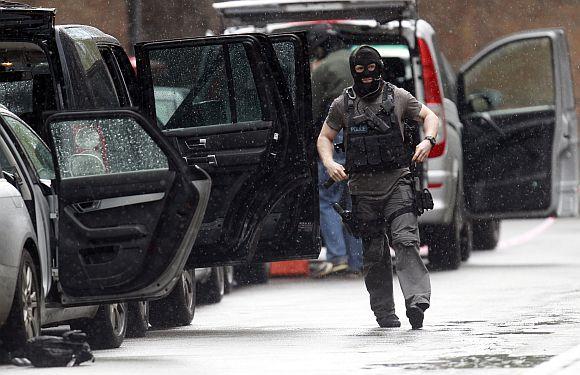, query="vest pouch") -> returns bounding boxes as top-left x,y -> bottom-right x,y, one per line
364,135 -> 382,166
378,135 -> 395,164
347,136 -> 368,168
